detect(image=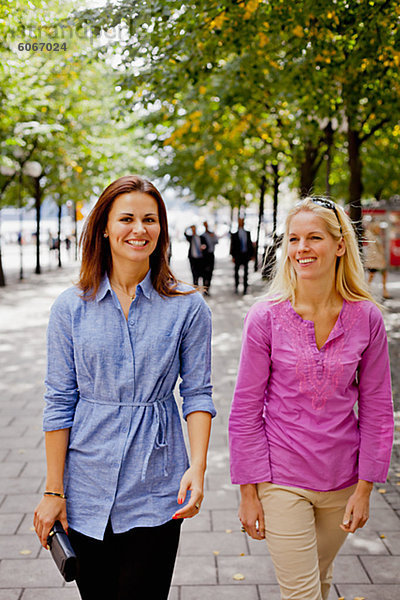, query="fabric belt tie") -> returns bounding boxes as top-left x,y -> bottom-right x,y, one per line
80,394 -> 171,481
142,398 -> 168,481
